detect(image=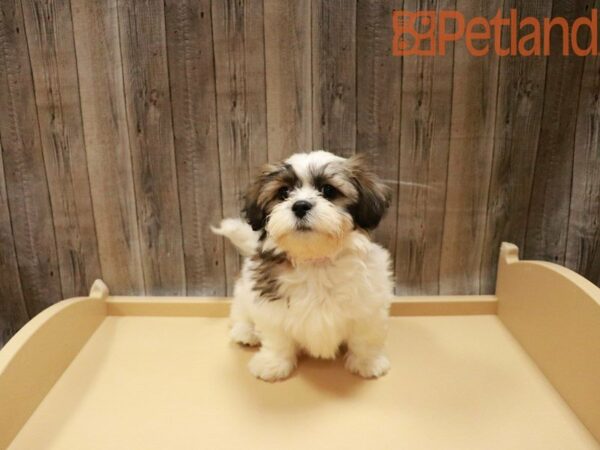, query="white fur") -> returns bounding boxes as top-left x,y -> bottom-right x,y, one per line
214,151 -> 393,381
